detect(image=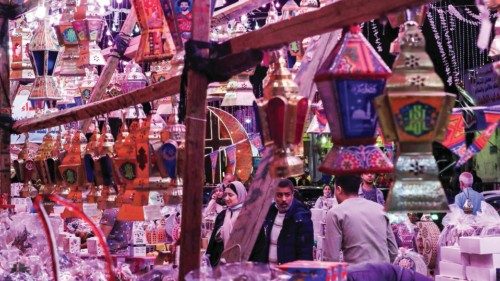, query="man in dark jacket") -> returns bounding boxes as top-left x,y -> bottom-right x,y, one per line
249,179 -> 314,265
